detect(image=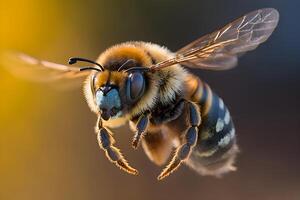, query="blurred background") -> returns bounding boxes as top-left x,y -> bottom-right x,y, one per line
0,0 -> 299,200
